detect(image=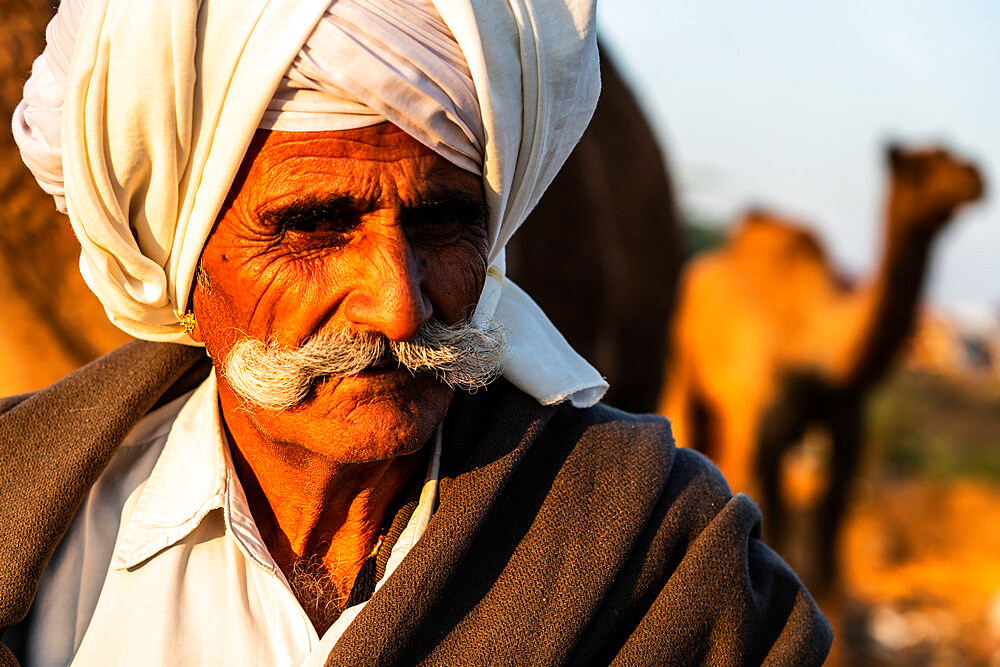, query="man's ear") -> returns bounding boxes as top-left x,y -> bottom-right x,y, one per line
185,261 -> 211,343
